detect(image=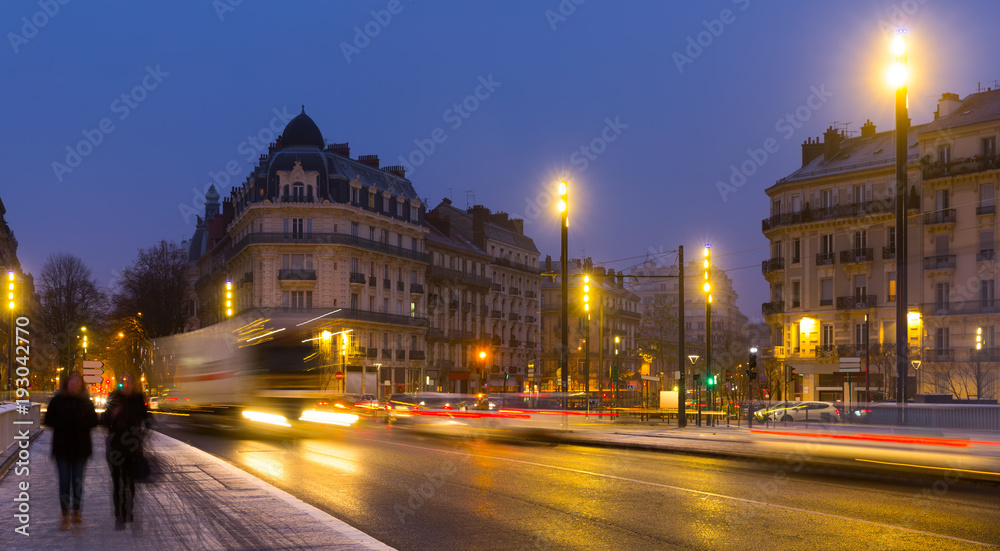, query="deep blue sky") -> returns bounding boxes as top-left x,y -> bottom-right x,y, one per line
2,0 -> 997,317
